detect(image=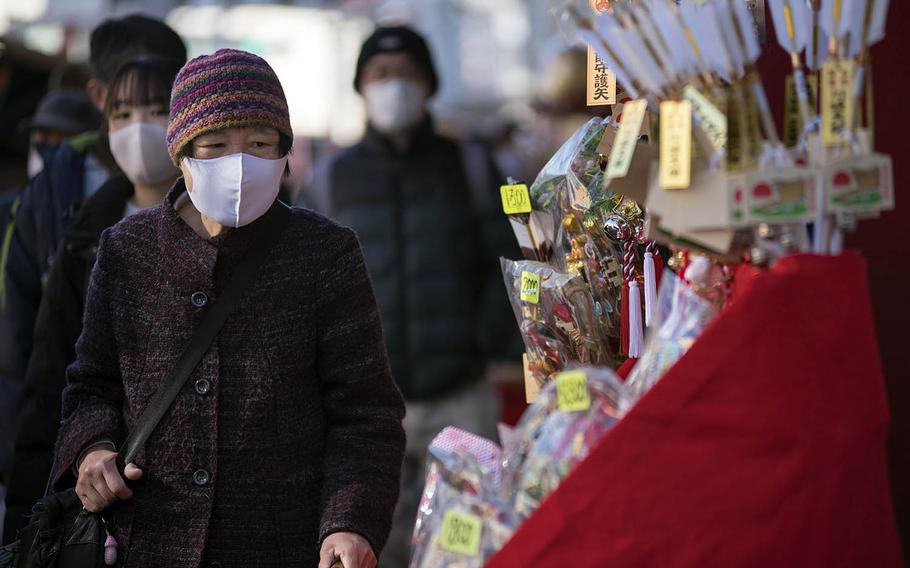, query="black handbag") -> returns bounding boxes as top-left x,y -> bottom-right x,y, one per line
1,203 -> 291,568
